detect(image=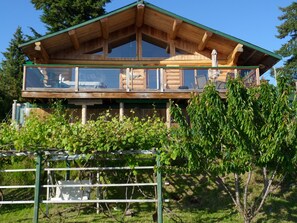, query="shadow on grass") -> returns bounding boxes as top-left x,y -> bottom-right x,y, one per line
163,174 -> 239,222
0,188 -> 34,214
256,179 -> 297,223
